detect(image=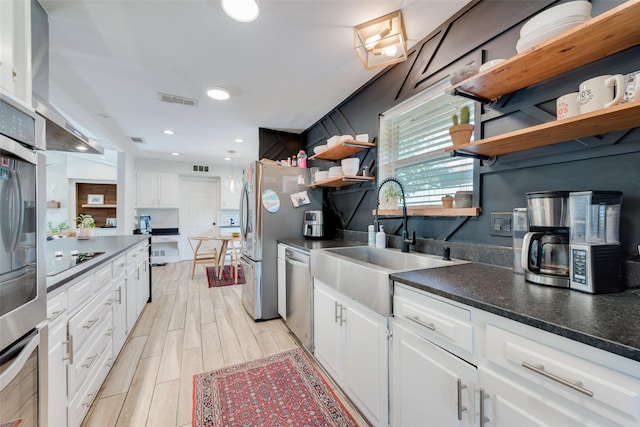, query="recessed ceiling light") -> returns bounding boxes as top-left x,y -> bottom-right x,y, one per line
234,138 -> 244,143
163,129 -> 176,135
206,87 -> 230,100
171,152 -> 180,156
76,146 -> 88,151
222,0 -> 259,22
